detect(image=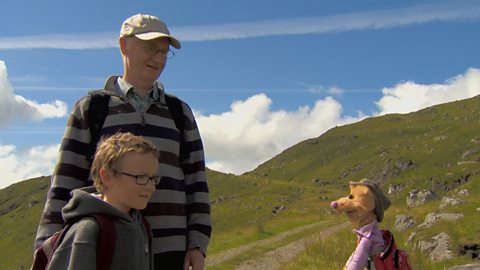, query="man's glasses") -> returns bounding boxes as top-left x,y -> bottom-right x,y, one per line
113,170 -> 161,185
142,44 -> 175,59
